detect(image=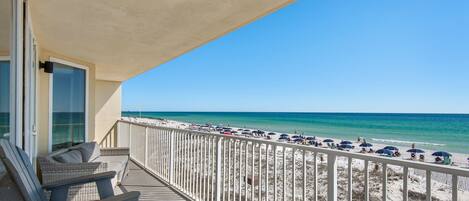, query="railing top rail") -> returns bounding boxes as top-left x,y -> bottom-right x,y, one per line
119,120 -> 469,177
